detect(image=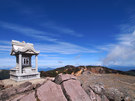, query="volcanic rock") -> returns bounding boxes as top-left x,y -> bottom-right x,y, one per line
16,81 -> 34,94
55,74 -> 91,101
19,91 -> 36,101
37,80 -> 67,101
